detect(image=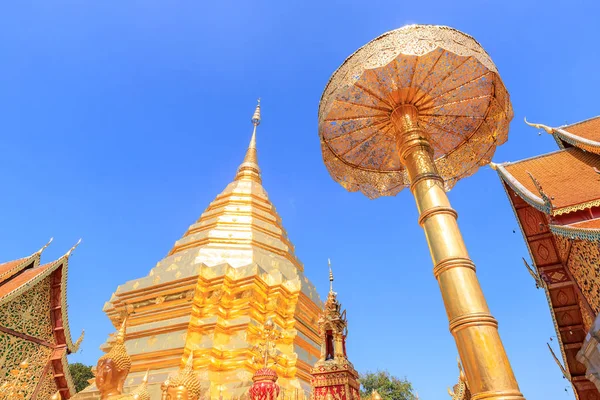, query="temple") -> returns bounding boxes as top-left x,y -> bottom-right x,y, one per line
0,239 -> 84,399
310,261 -> 360,400
492,116 -> 600,398
79,101 -> 323,399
